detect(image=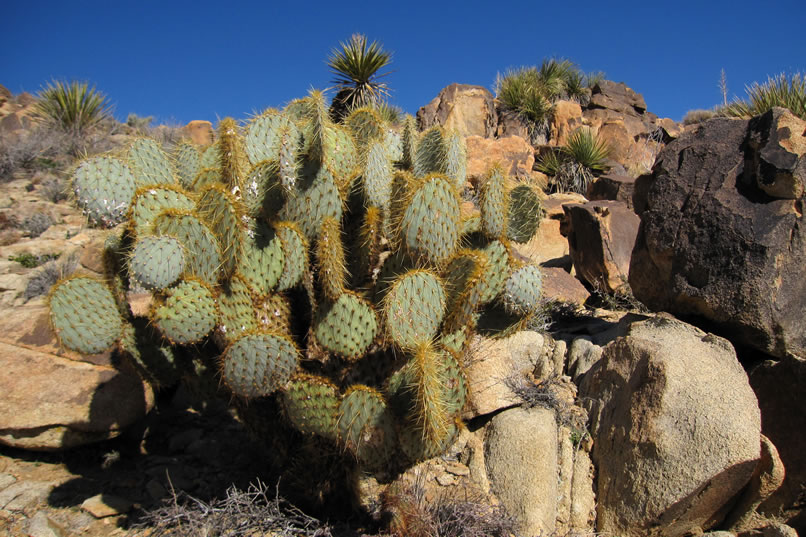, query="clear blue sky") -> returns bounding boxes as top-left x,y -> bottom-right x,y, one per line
4,1 -> 804,125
